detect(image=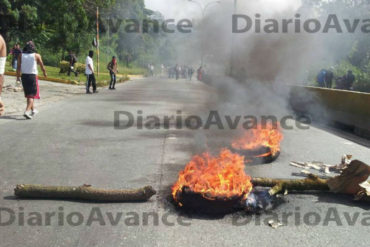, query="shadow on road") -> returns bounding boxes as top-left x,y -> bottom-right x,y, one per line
79,120 -> 114,128
0,115 -> 27,121
315,192 -> 370,210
